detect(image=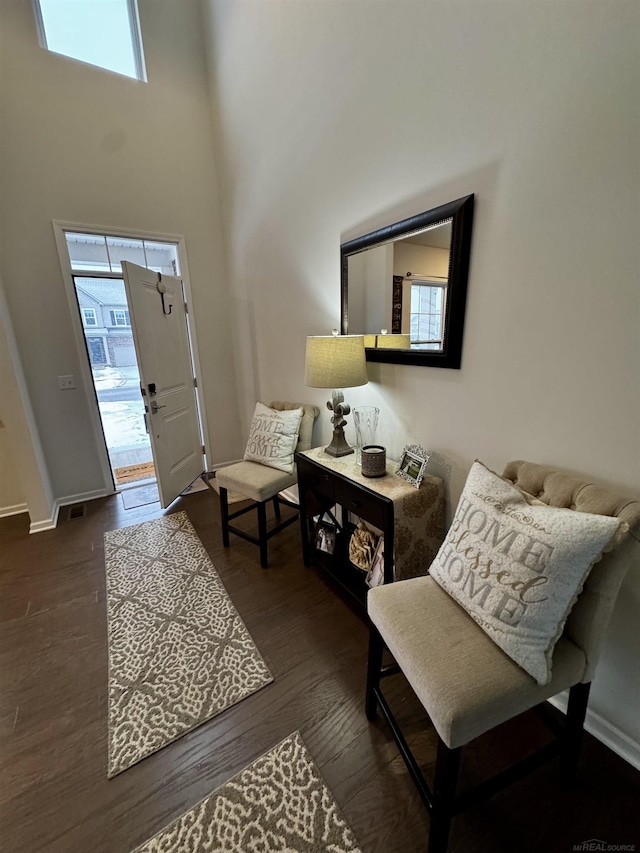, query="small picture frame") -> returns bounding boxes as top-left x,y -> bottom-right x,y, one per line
314,520 -> 336,555
366,537 -> 388,588
397,444 -> 430,489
